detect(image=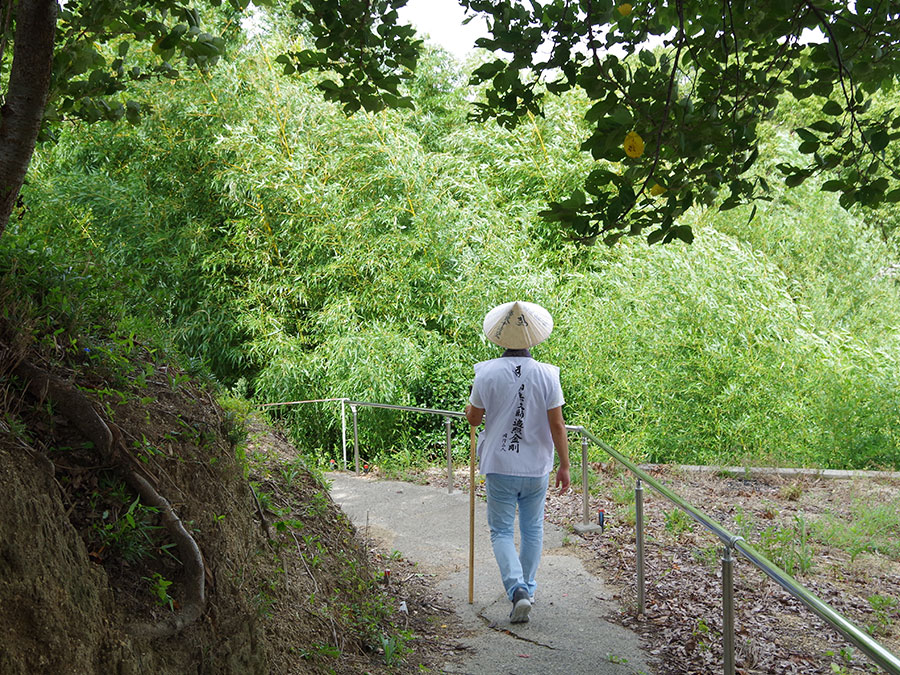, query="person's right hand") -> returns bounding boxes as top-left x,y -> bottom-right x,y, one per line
555,467 -> 570,495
